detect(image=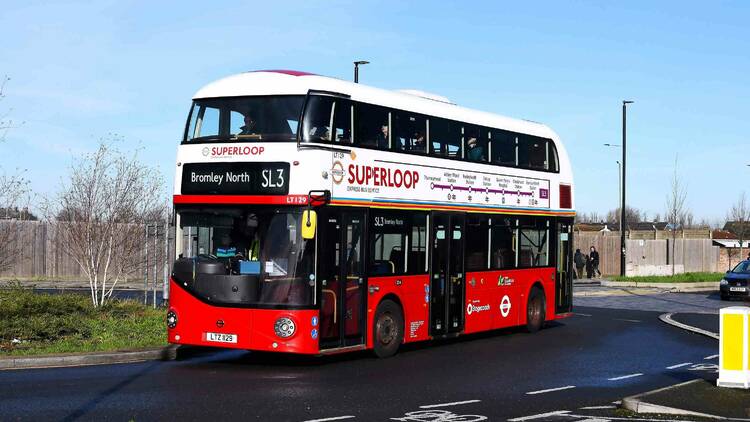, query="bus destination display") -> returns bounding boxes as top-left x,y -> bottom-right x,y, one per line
181,162 -> 289,195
